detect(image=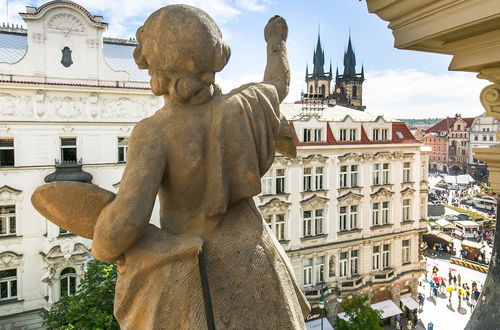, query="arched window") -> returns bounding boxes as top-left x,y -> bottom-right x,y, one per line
60,267 -> 77,297
352,85 -> 358,99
